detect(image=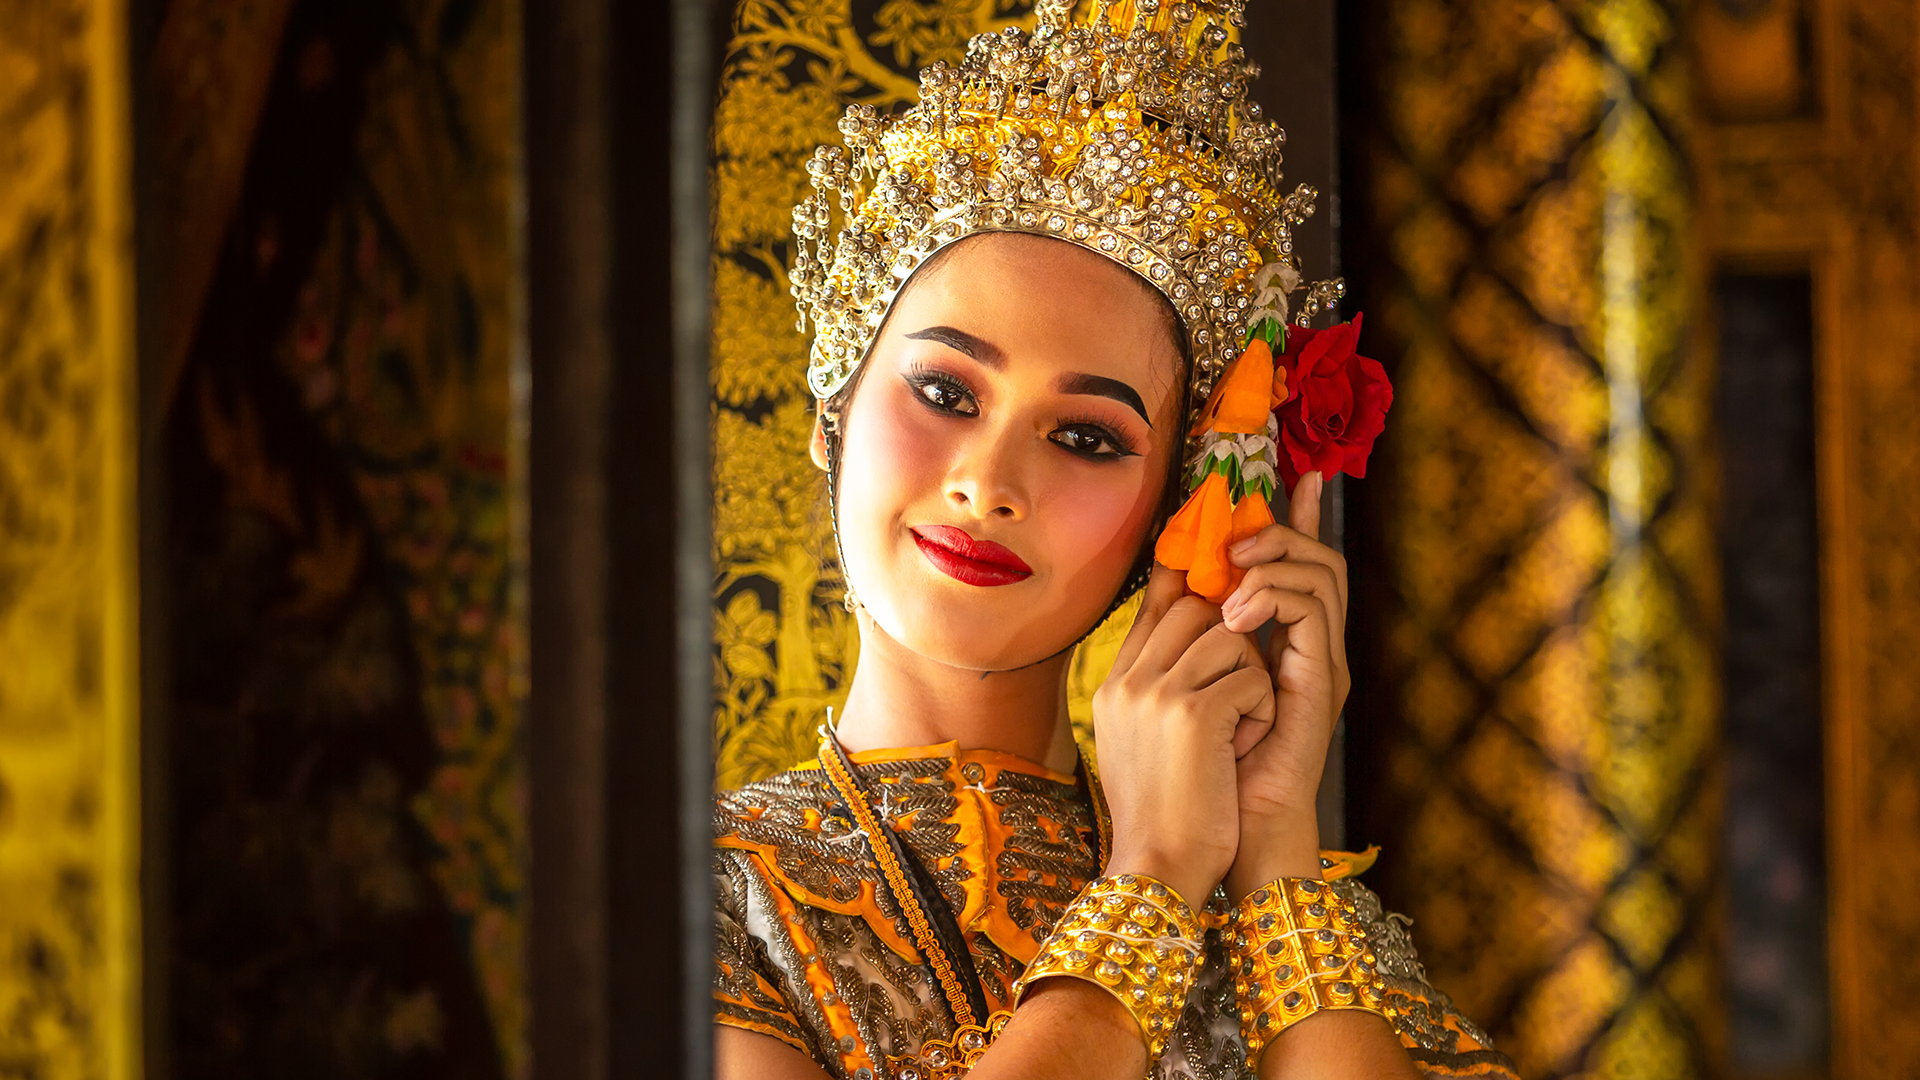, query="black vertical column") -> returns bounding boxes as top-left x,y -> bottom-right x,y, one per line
526,0 -> 714,1076
1241,0 -> 1346,848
